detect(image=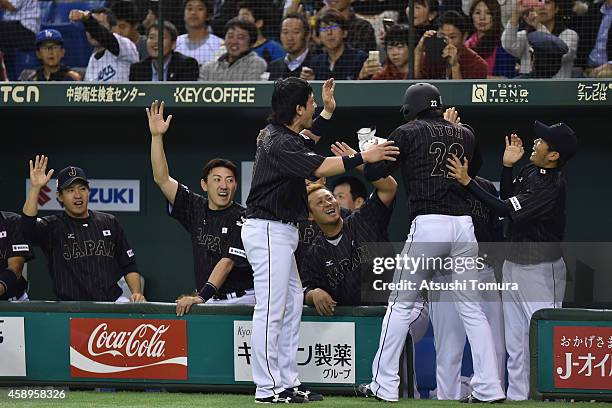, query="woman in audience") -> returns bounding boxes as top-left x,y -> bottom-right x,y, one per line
501,0 -> 578,77
407,0 -> 439,39
466,0 -> 517,77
